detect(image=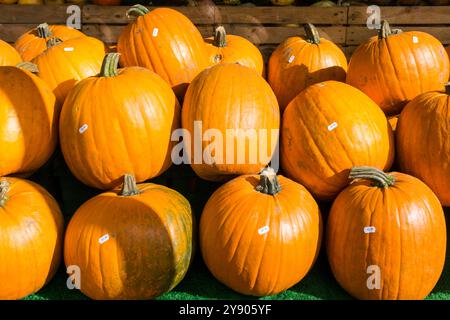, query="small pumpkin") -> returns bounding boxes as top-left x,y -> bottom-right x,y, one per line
0,177 -> 64,300
281,81 -> 394,200
0,63 -> 58,177
64,174 -> 194,300
182,63 -> 280,182
327,166 -> 446,300
0,39 -> 22,66
15,23 -> 85,62
347,20 -> 449,115
117,5 -> 209,98
268,23 -> 347,111
396,84 -> 450,206
205,26 -> 264,76
32,36 -> 106,107
59,53 -> 180,190
200,167 -> 322,296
